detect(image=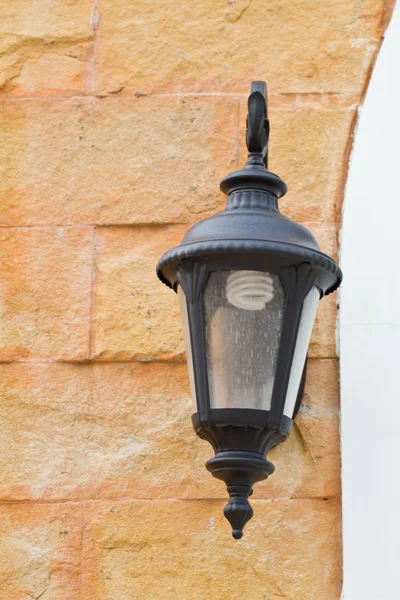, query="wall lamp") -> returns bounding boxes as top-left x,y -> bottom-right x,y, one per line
156,81 -> 342,539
